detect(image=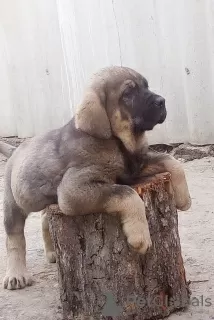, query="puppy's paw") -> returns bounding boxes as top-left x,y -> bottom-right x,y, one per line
123,223 -> 152,254
3,269 -> 32,290
127,233 -> 152,254
176,195 -> 192,211
46,251 -> 56,263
